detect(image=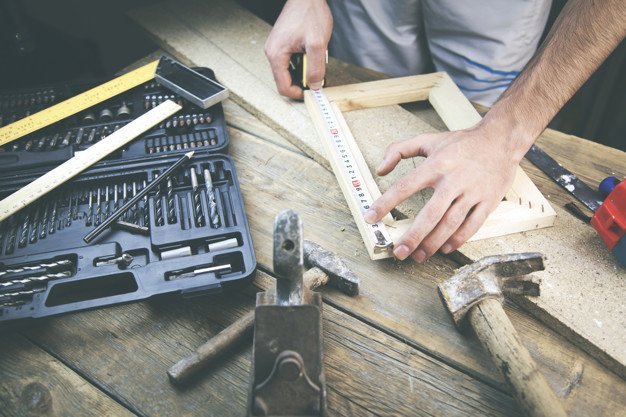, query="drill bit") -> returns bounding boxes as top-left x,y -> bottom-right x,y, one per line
103,186 -> 111,220
5,217 -> 17,254
86,190 -> 94,227
203,168 -> 220,228
39,201 -> 49,239
131,182 -> 139,223
65,192 -> 73,227
72,191 -> 80,221
0,259 -> 73,279
120,182 -> 128,221
190,167 -> 205,227
113,184 -> 119,212
48,199 -> 57,235
0,288 -> 46,303
142,180 -> 150,227
0,271 -> 71,294
154,174 -> 165,226
166,178 -> 177,224
75,127 -> 84,145
29,205 -> 40,244
18,210 -> 30,248
0,220 -> 4,255
94,187 -> 102,226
